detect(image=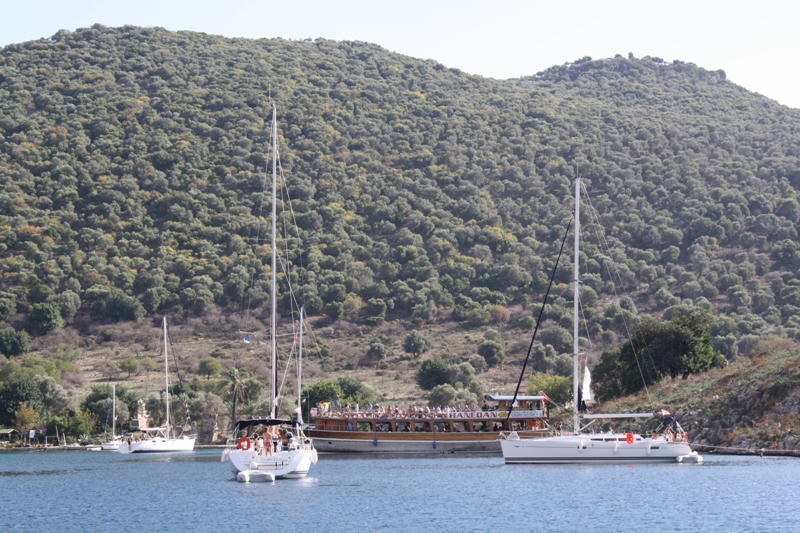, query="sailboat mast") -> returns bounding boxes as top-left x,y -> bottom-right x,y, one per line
112,384 -> 116,438
573,176 -> 581,434
298,306 -> 304,424
163,316 -> 170,433
270,104 -> 278,419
